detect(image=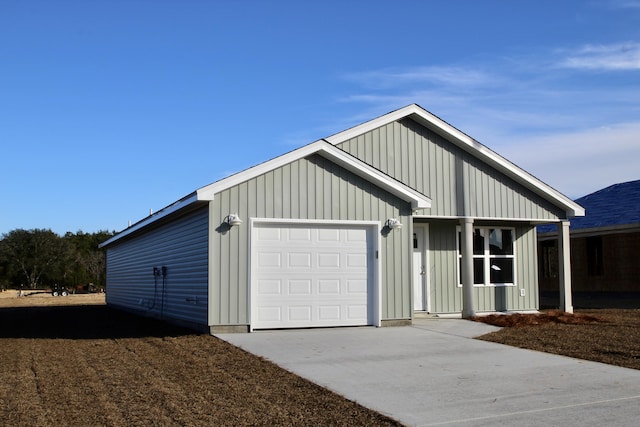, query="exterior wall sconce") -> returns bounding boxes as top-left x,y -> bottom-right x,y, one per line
225,213 -> 243,227
385,218 -> 402,230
